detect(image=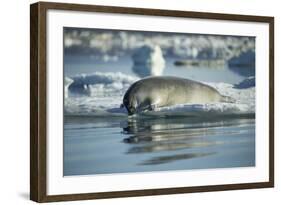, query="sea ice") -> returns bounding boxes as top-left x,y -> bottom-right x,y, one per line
64,73 -> 255,118
131,45 -> 165,77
